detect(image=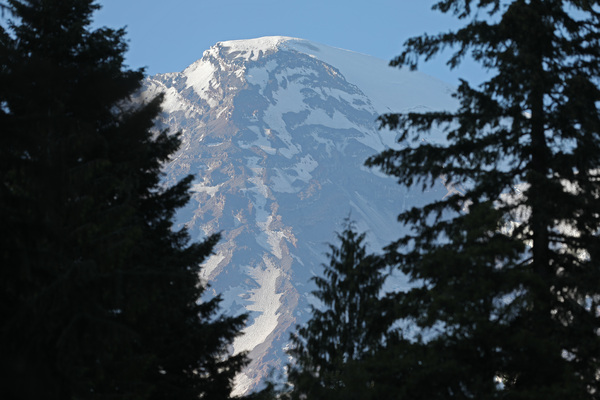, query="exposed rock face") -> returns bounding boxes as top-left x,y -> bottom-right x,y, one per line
141,36 -> 457,395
